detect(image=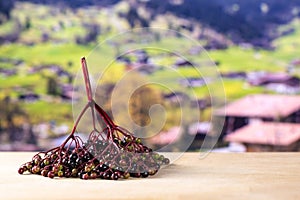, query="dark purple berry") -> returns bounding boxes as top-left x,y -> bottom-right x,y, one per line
48,171 -> 55,179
